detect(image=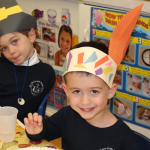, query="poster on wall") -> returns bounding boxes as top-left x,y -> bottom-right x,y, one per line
47,69 -> 67,110
90,7 -> 150,129
34,8 -> 78,67
34,18 -> 78,67
33,7 -> 78,111
34,18 -> 60,66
